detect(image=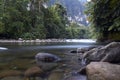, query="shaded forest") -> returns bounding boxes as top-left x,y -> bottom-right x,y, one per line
0,0 -> 120,41
0,0 -> 89,39
85,0 -> 120,41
